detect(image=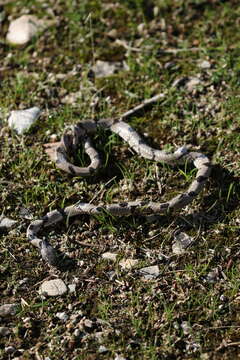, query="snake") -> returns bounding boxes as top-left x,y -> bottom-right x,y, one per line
27,94 -> 211,266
